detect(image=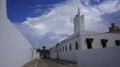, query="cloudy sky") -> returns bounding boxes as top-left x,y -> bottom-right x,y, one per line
7,0 -> 120,49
